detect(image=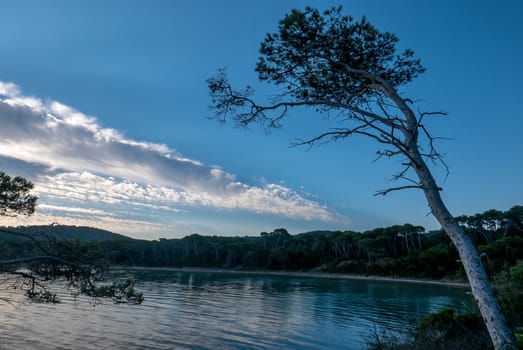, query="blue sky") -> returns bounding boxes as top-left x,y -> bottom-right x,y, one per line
0,0 -> 521,239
